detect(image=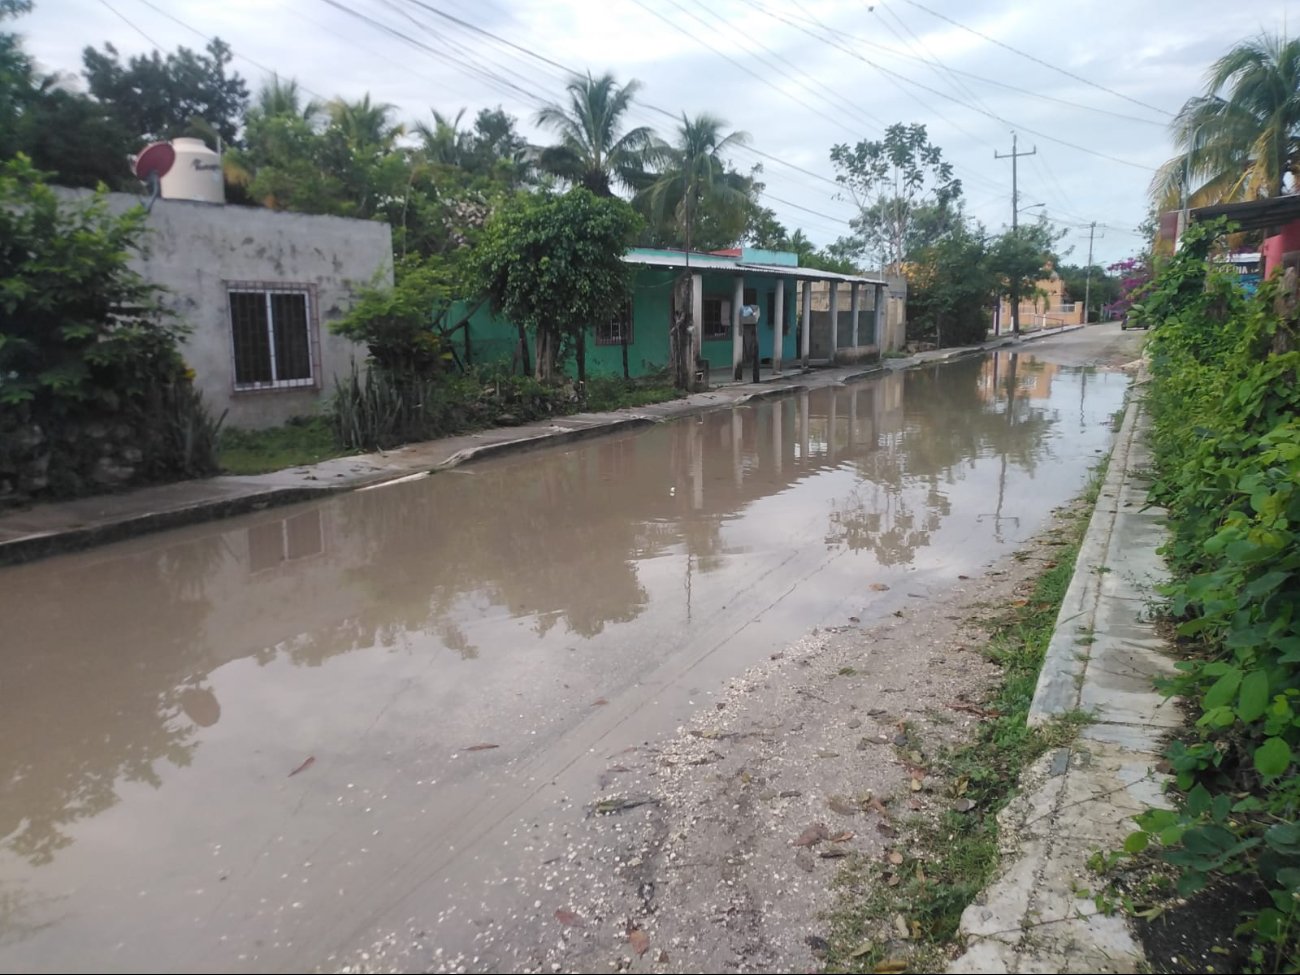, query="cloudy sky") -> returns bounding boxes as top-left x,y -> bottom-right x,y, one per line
15,0 -> 1300,265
